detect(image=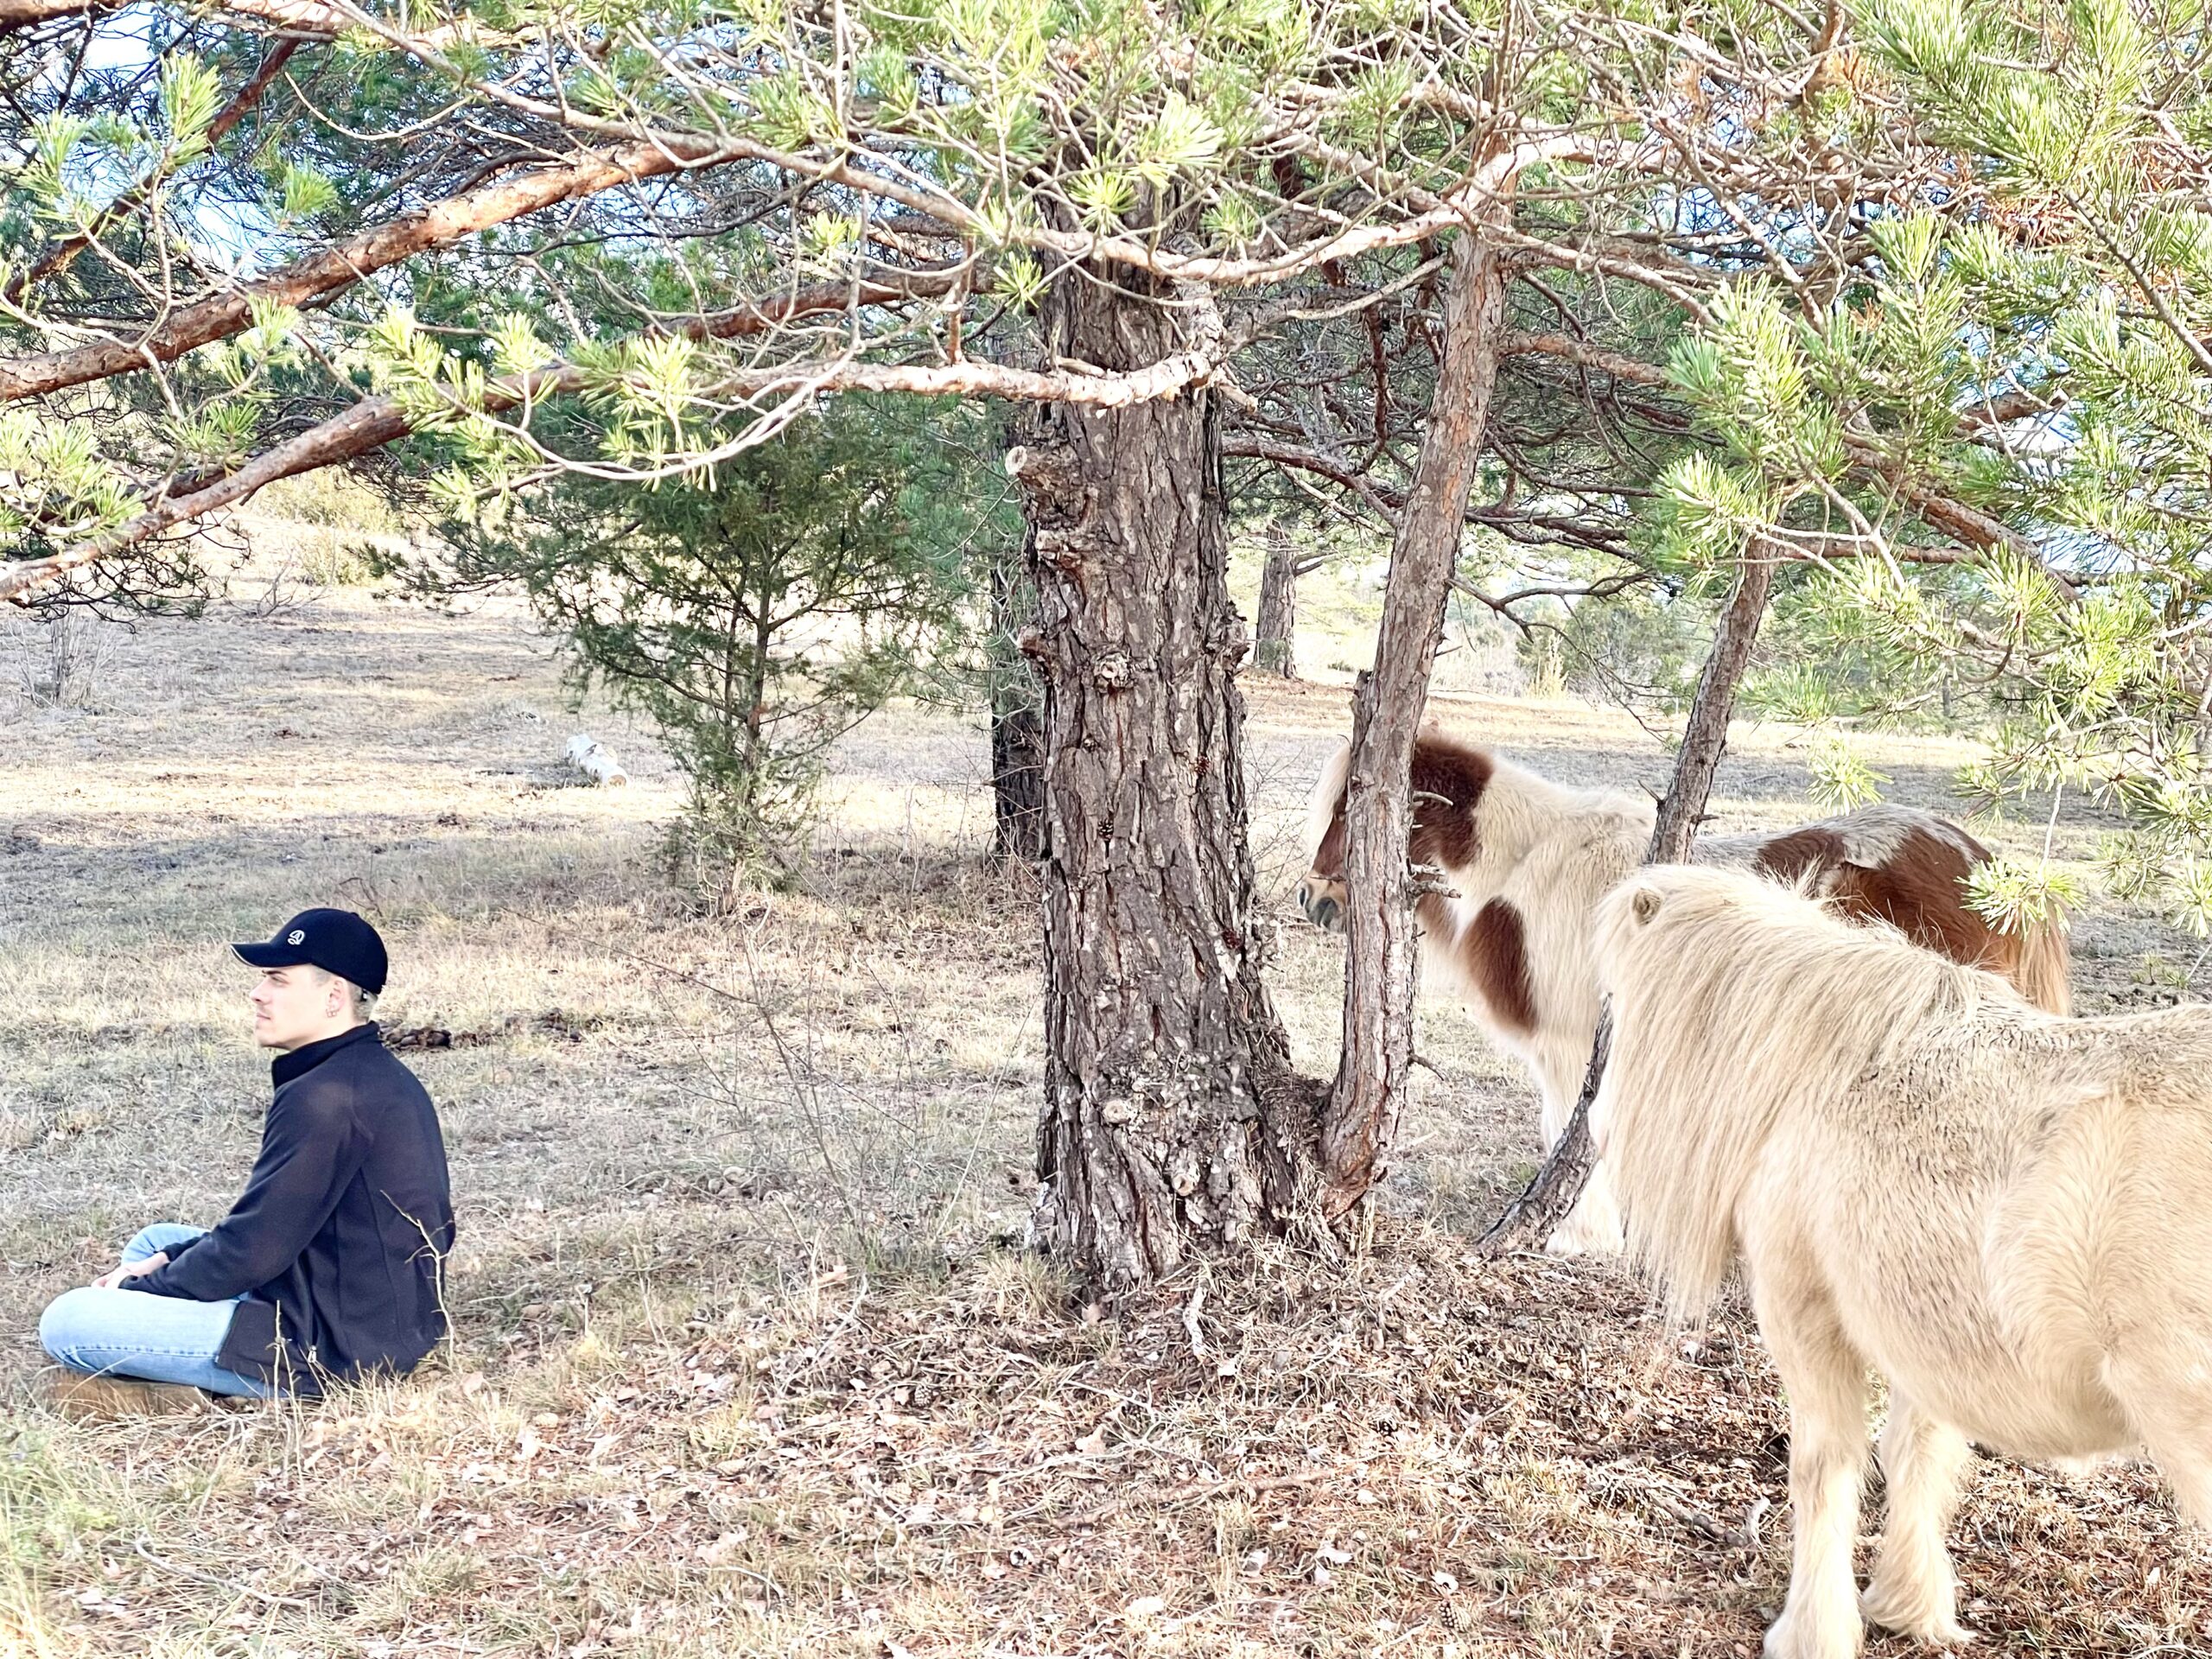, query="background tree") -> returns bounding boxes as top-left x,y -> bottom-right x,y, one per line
985,540 -> 1048,863
1252,523 -> 1301,679
398,397 -> 993,879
